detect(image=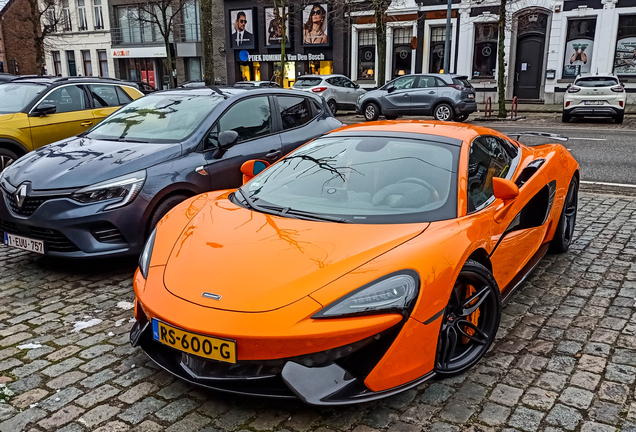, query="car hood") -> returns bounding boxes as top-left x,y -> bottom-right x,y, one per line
4,136 -> 183,190
163,194 -> 428,313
